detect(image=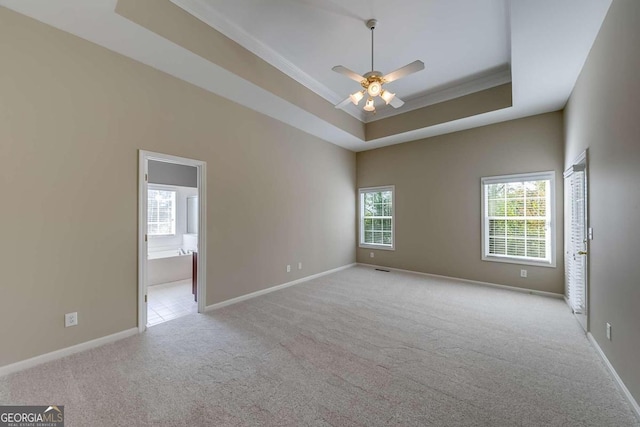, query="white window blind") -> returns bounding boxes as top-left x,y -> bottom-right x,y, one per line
147,189 -> 176,236
566,168 -> 586,313
481,172 -> 555,266
359,186 -> 395,250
